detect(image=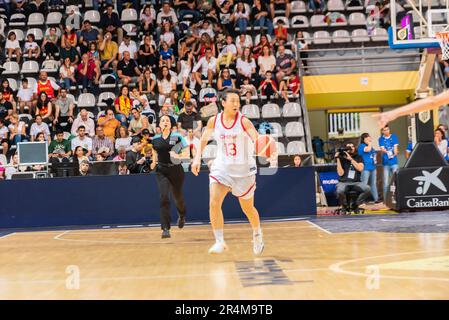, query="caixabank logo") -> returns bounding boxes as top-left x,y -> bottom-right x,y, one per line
406,167 -> 449,208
